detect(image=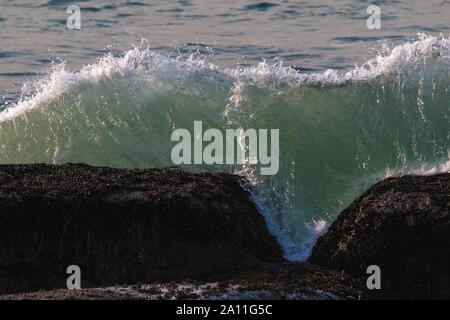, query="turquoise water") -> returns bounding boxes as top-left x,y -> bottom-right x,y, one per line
0,1 -> 449,259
